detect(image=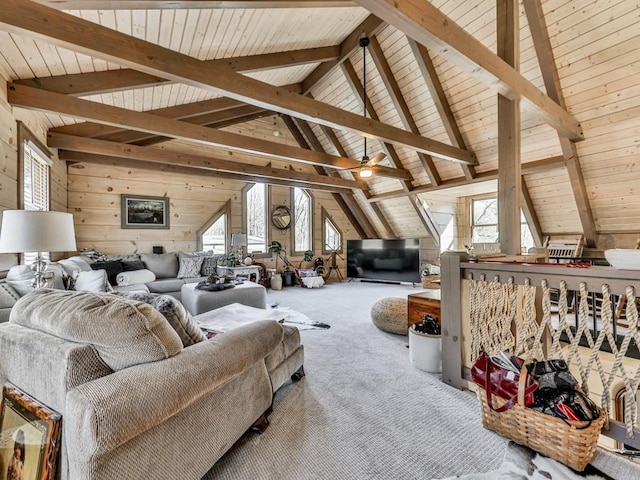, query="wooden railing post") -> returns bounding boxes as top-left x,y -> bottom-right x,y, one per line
440,251 -> 467,389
